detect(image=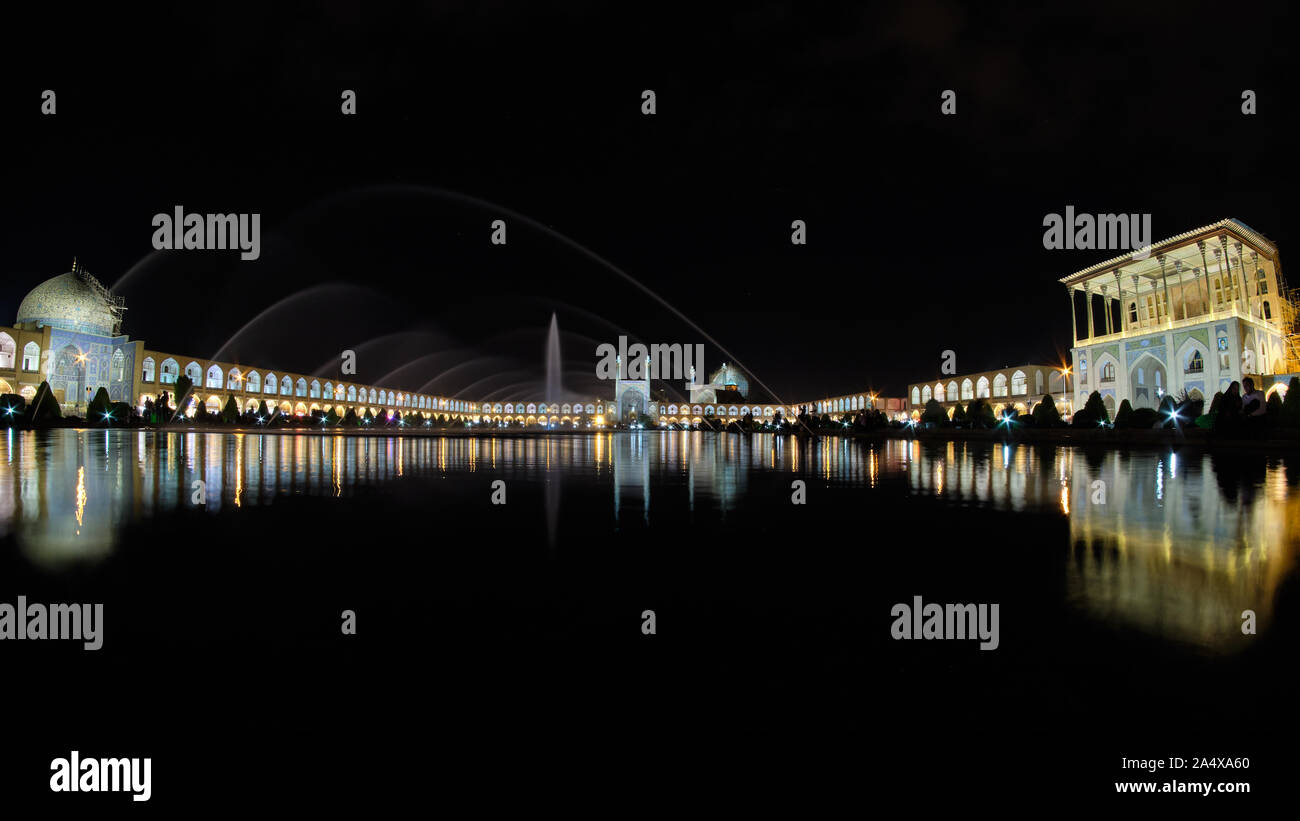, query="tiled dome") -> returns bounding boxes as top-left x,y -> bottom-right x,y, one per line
16,272 -> 117,336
